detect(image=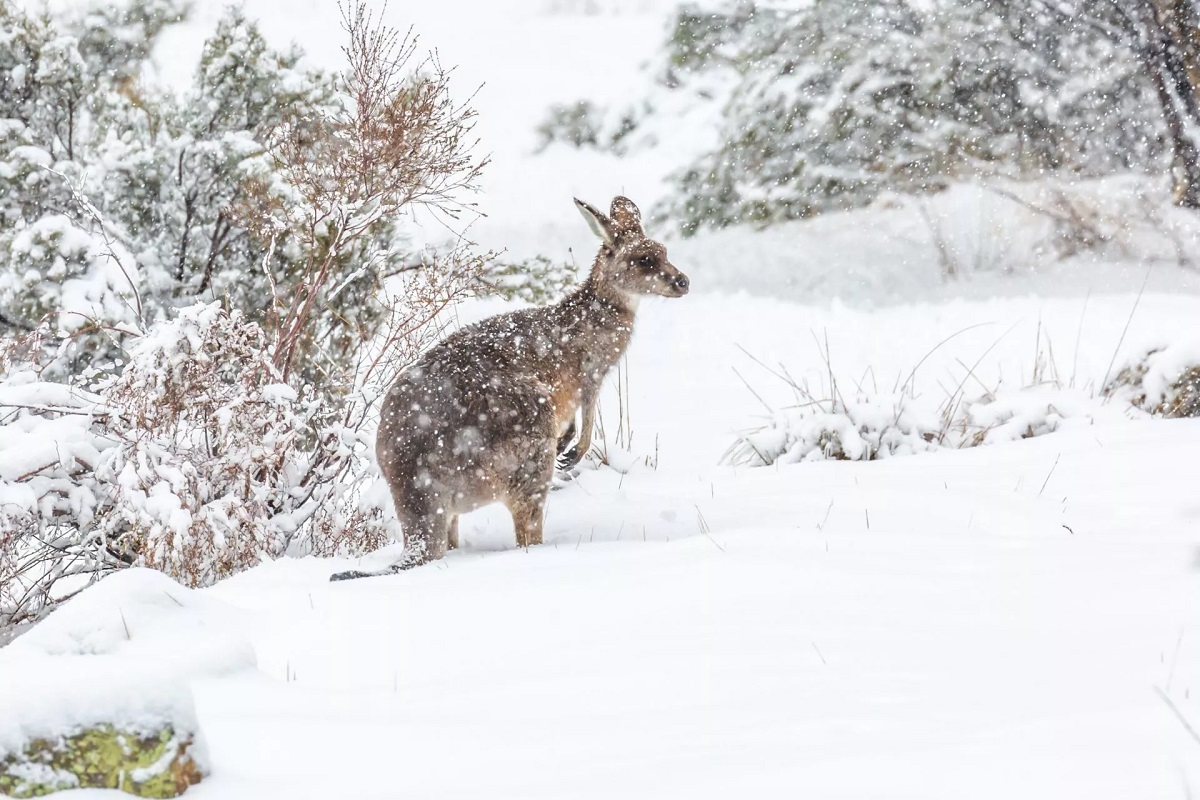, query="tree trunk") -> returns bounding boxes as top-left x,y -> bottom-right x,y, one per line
1144,0 -> 1200,206
1144,48 -> 1200,206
